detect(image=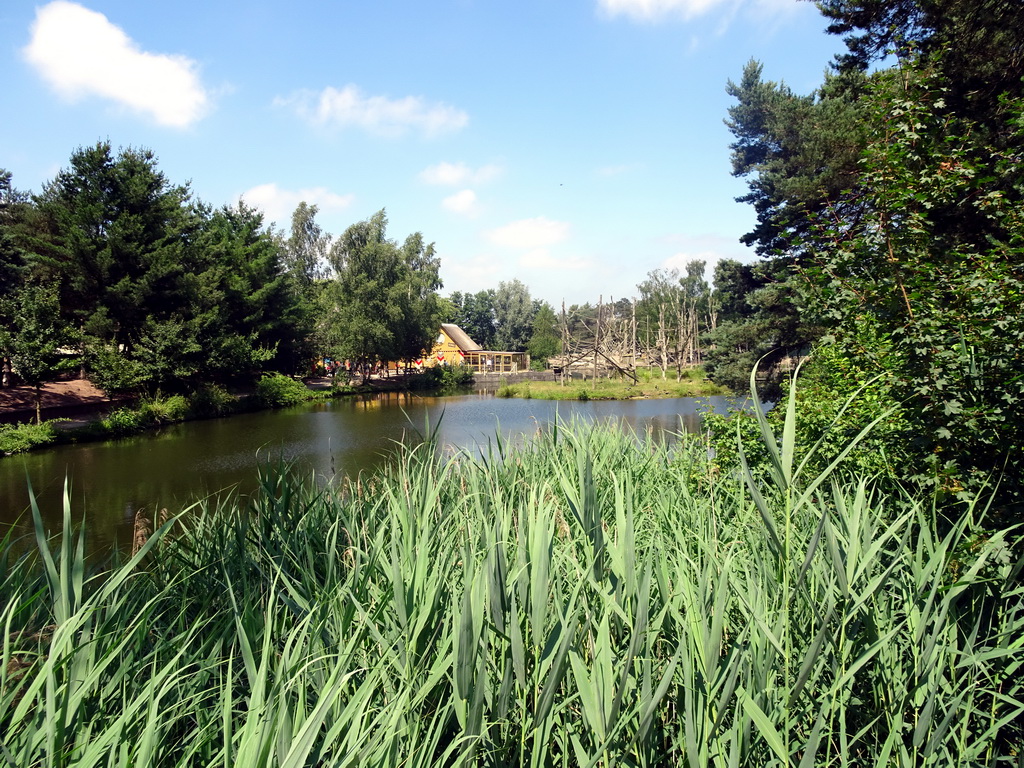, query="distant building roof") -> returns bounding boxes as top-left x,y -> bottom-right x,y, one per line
440,323 -> 482,351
